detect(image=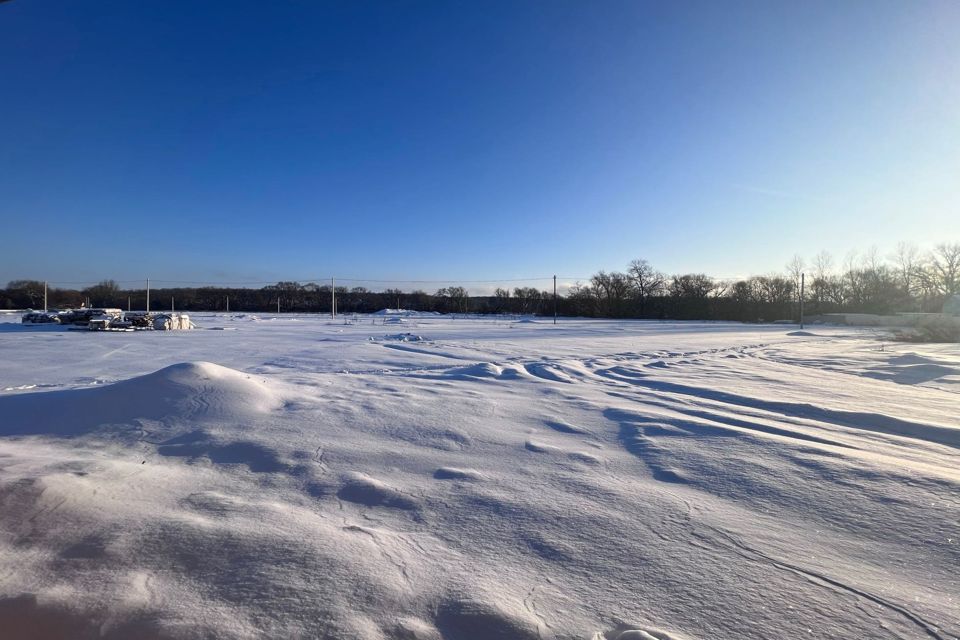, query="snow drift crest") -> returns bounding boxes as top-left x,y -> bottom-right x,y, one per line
0,362 -> 283,437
